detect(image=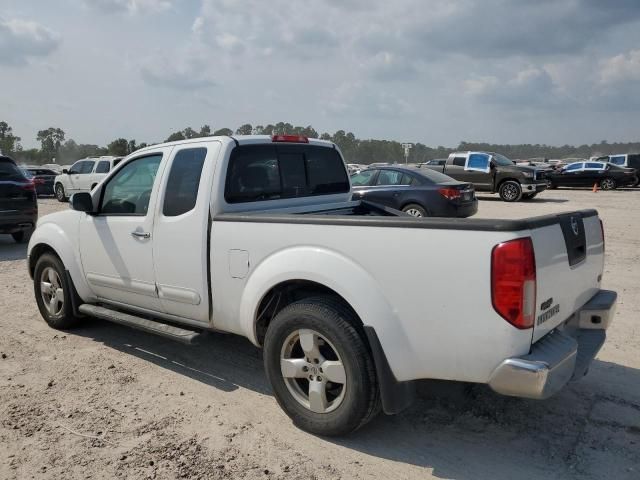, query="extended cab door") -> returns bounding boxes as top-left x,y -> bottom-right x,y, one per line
463,152 -> 493,191
79,150 -> 167,312
152,142 -> 220,323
